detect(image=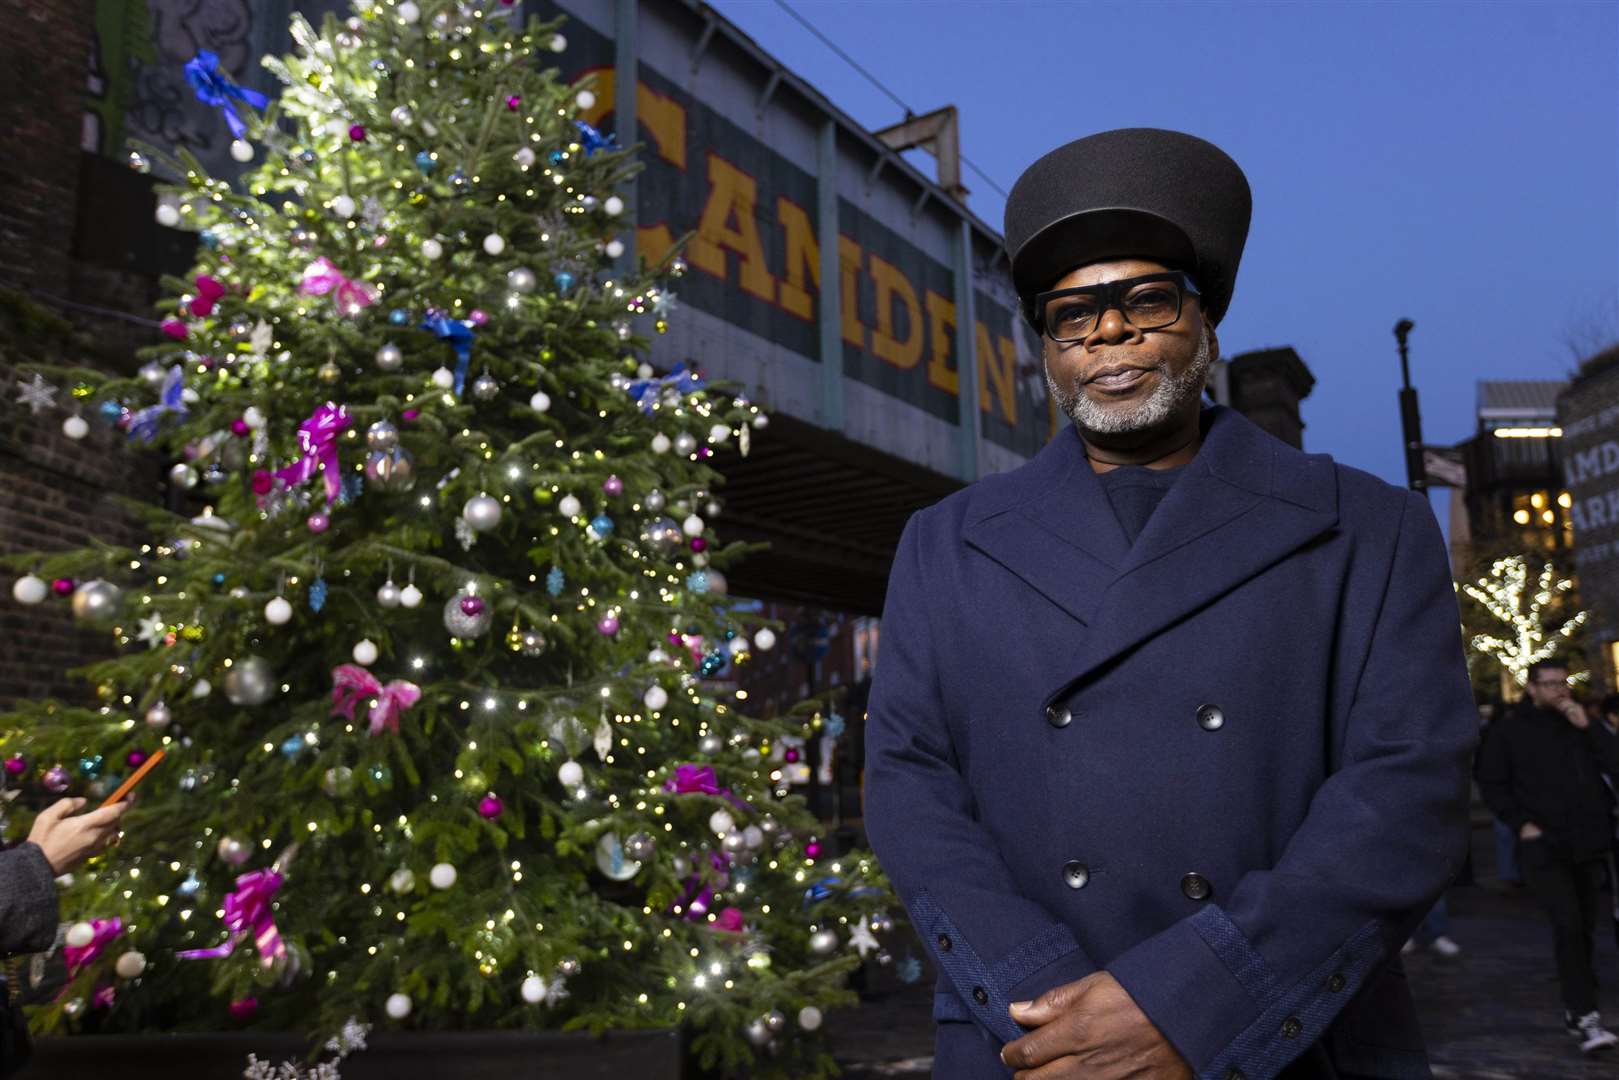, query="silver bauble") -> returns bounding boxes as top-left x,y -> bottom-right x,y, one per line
462,494 -> 502,532
470,373 -> 500,402
745,1018 -> 772,1047
765,1009 -> 786,1033
640,516 -> 683,555
623,831 -> 656,861
144,701 -> 172,730
443,588 -> 493,638
169,463 -> 199,489
216,835 -> 250,865
704,569 -> 728,596
374,343 -> 404,372
742,824 -> 764,850
389,867 -> 416,894
223,656 -> 275,706
594,832 -> 642,881
507,267 -> 537,293
364,447 -> 416,491
366,420 -> 400,452
672,855 -> 691,879
809,928 -> 838,955
644,488 -> 666,512
721,828 -> 747,855
759,815 -> 780,837
71,580 -> 122,626
697,733 -> 723,755
376,580 -> 402,608
673,432 -> 698,455
323,766 -> 354,795
556,956 -> 581,977
518,630 -> 547,657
